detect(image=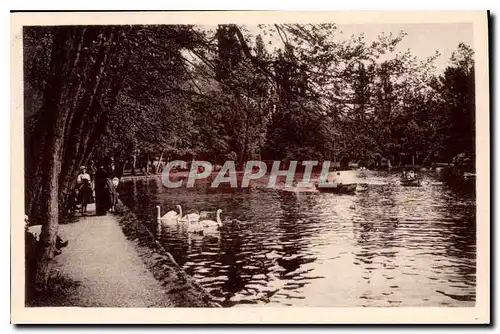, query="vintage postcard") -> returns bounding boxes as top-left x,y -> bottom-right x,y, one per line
11,11 -> 490,324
